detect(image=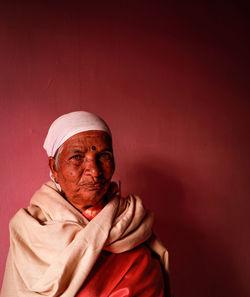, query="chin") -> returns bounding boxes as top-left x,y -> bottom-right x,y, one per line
80,189 -> 105,204
64,184 -> 110,209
